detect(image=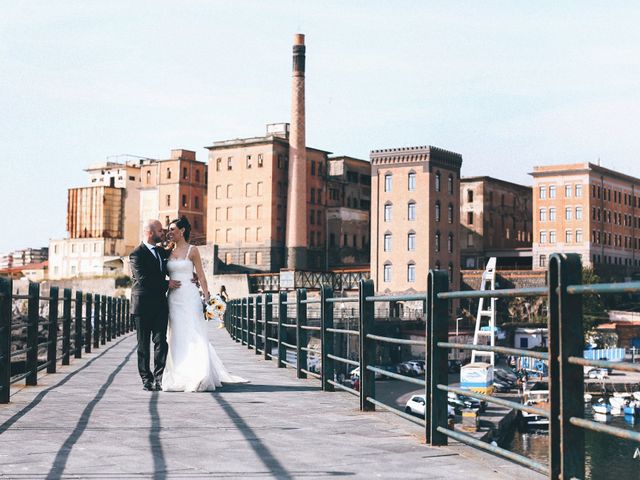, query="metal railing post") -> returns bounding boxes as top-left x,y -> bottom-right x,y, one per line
548,253 -> 585,480
47,287 -> 59,374
62,288 -> 72,366
240,298 -> 246,345
247,297 -> 254,350
253,295 -> 264,355
100,295 -> 107,345
359,279 -> 375,411
26,282 -> 40,385
126,299 -> 131,333
93,295 -> 101,348
235,300 -> 241,342
296,289 -> 308,379
85,293 -> 92,354
320,285 -> 334,392
119,298 -> 124,335
278,291 -> 287,368
427,270 -> 449,446
0,277 -> 12,403
264,294 -> 272,361
74,291 -> 83,359
114,298 -> 120,337
107,297 -> 114,342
